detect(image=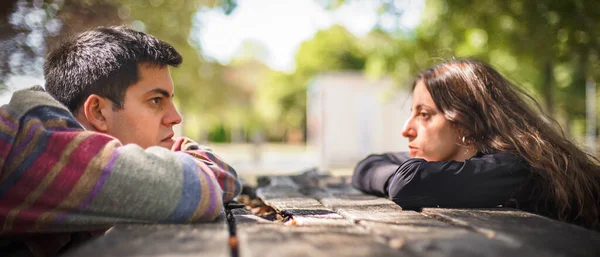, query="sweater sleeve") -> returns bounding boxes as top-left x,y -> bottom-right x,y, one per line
171,137 -> 242,203
0,88 -> 241,233
387,153 -> 529,209
351,152 -> 412,196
